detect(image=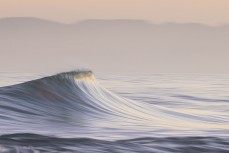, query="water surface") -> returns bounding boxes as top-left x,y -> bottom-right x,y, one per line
0,71 -> 228,152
